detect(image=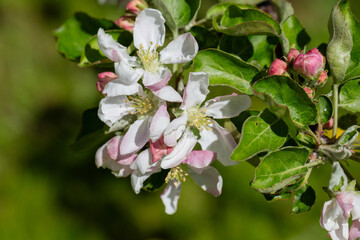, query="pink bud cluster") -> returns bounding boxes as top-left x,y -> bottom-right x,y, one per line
114,0 -> 148,31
